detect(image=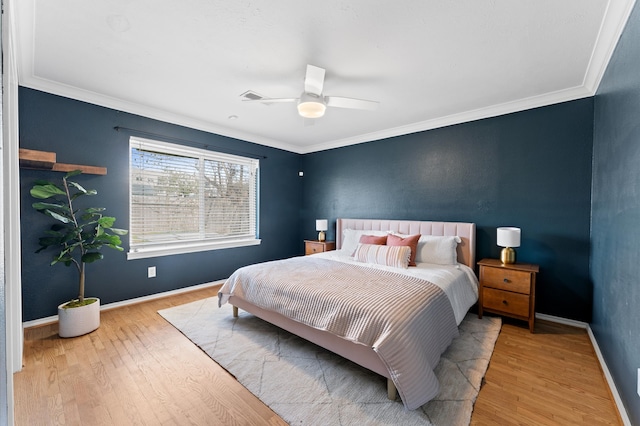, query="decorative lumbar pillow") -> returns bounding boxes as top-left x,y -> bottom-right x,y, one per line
416,235 -> 462,265
354,243 -> 411,269
341,229 -> 388,254
386,233 -> 421,266
359,234 -> 388,245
